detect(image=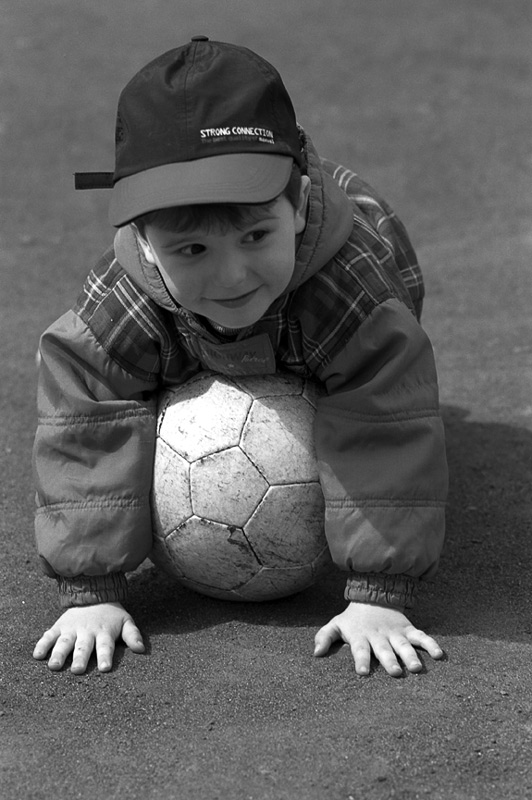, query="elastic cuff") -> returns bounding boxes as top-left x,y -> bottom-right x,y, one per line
344,572 -> 419,609
57,573 -> 128,608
